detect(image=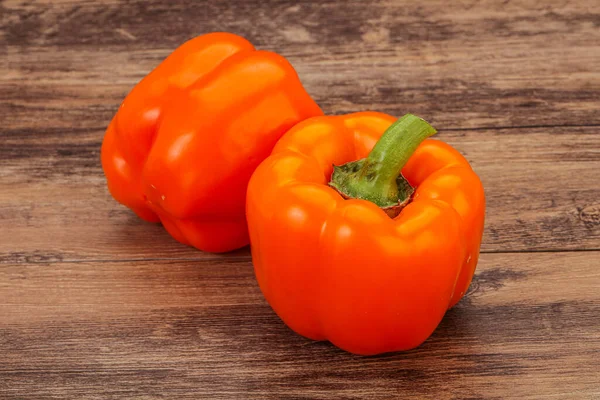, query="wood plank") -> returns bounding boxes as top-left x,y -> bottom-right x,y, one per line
1,251 -> 599,398
1,126 -> 599,262
1,0 -> 599,130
